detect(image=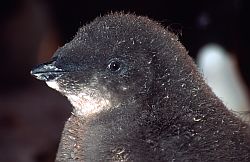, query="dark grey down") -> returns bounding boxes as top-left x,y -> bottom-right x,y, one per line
41,13 -> 250,161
